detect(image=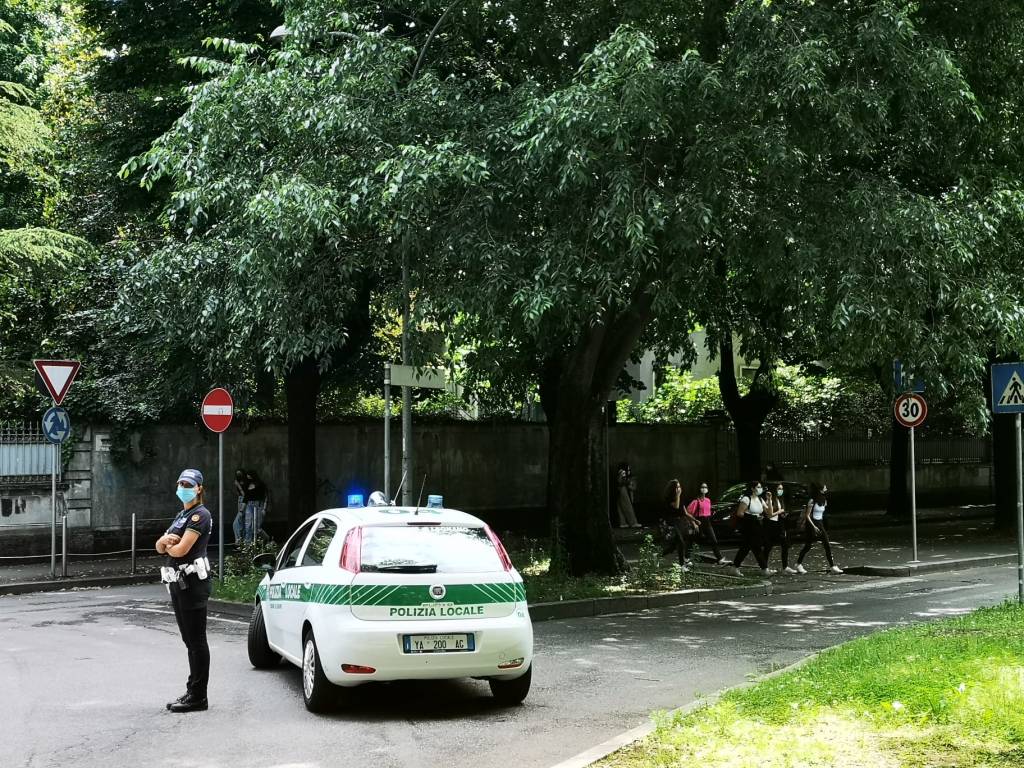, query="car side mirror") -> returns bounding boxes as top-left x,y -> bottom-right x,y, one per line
252,552 -> 276,575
